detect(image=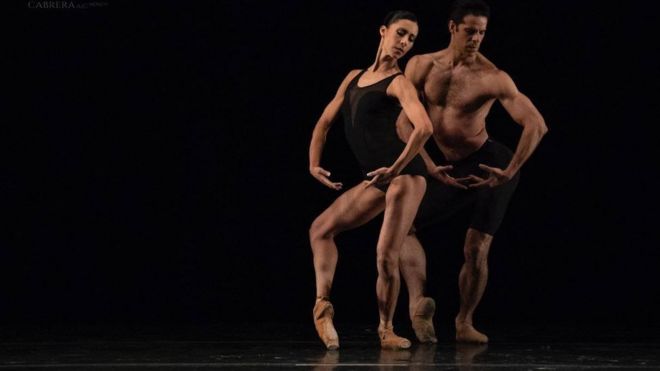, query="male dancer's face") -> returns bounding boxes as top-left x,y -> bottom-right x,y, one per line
379,19 -> 418,59
450,15 -> 488,56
